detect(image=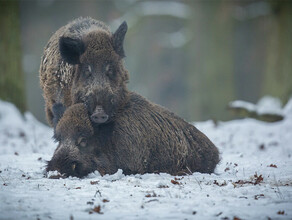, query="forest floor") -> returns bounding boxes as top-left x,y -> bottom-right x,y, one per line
0,98 -> 291,220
